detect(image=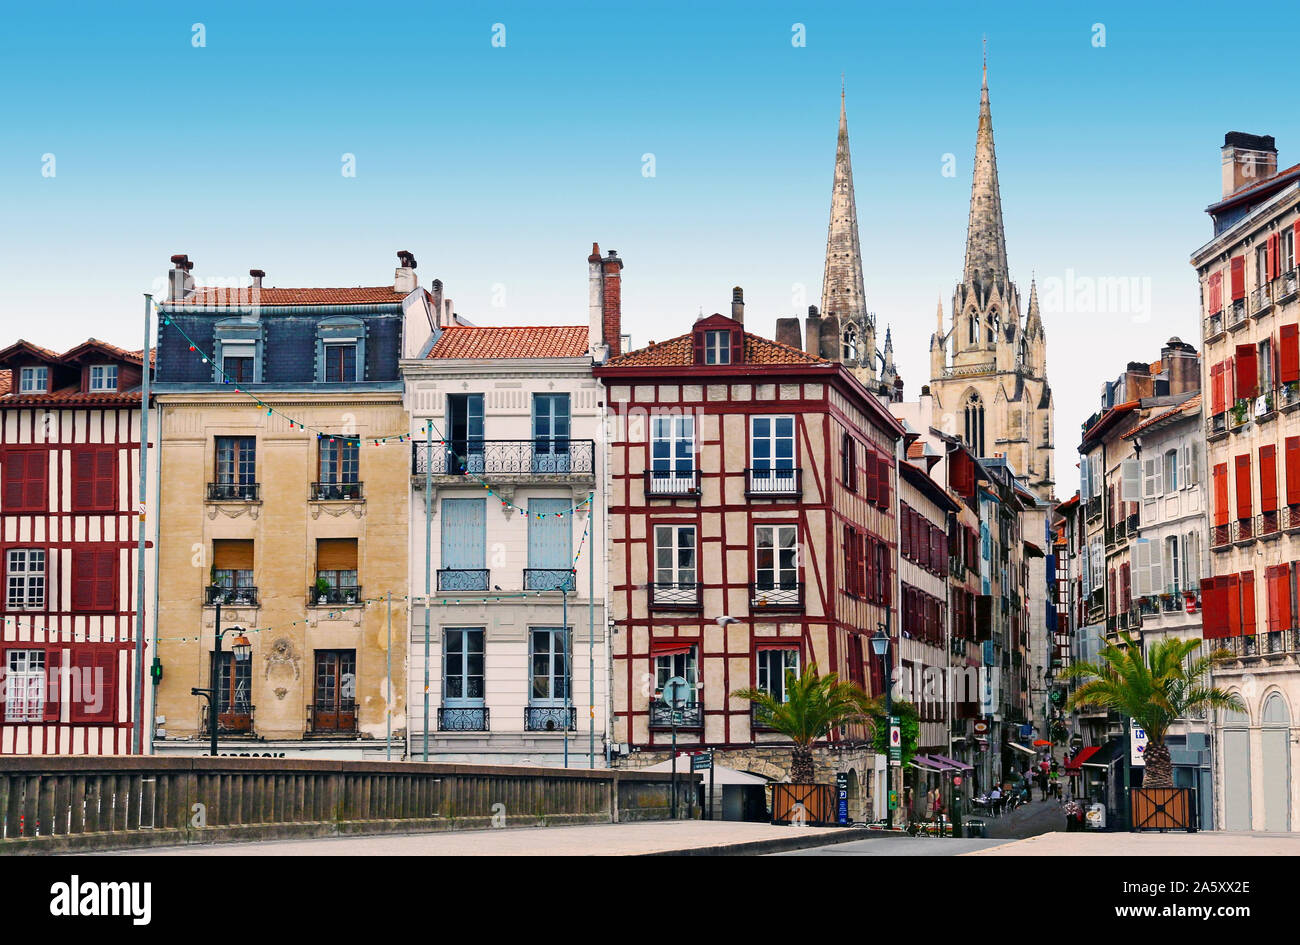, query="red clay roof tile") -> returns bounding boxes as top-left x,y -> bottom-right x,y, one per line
426,326 -> 590,360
